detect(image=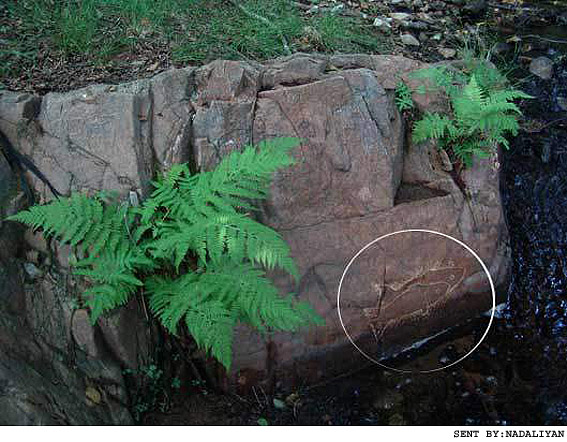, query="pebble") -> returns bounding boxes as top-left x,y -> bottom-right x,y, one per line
416,13 -> 435,24
273,398 -> 286,409
439,148 -> 454,170
23,262 -> 42,280
390,12 -> 411,21
403,21 -> 429,31
529,56 -> 554,80
401,33 -> 421,46
331,3 -> 344,13
85,386 -> 102,406
373,17 -> 392,32
438,47 -> 457,59
492,42 -> 512,56
429,1 -> 446,10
